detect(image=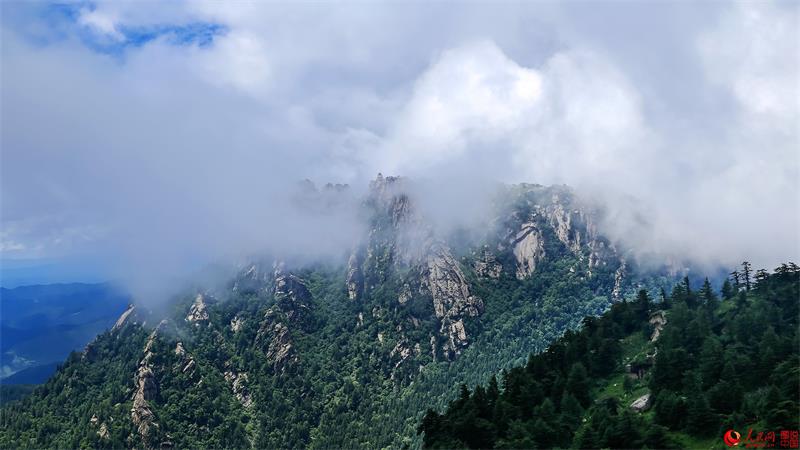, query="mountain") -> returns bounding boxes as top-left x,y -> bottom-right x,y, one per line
0,283 -> 130,384
0,177 -> 676,449
420,266 -> 800,449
